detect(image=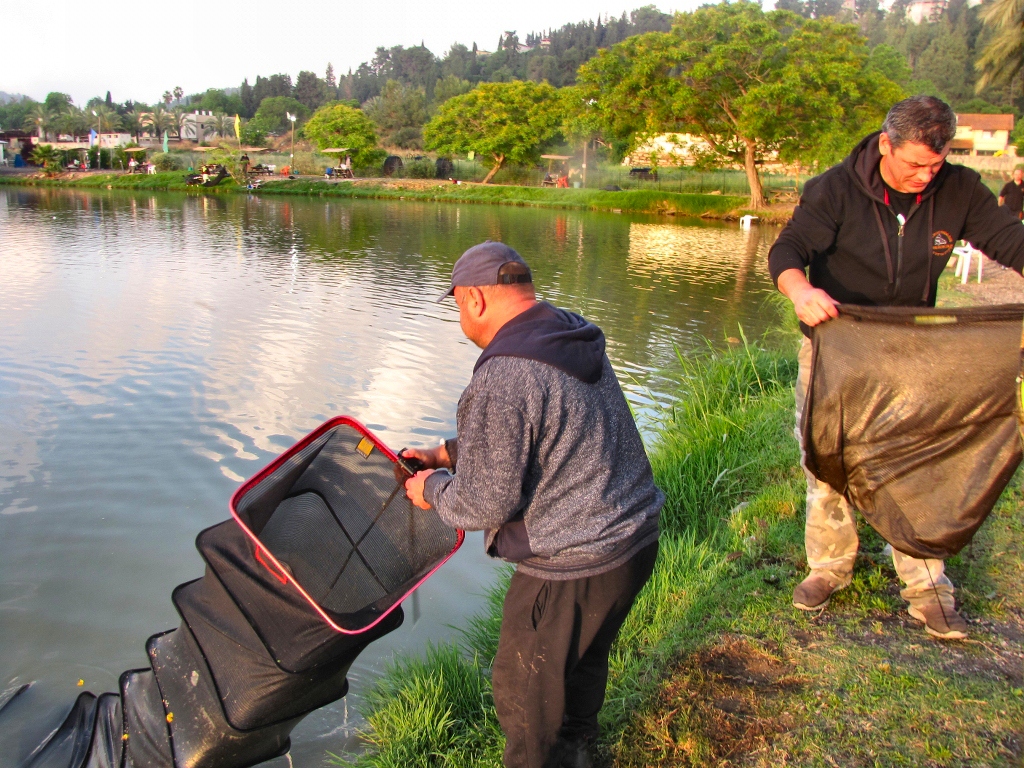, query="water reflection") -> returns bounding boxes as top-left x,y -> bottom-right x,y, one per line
0,188 -> 780,762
